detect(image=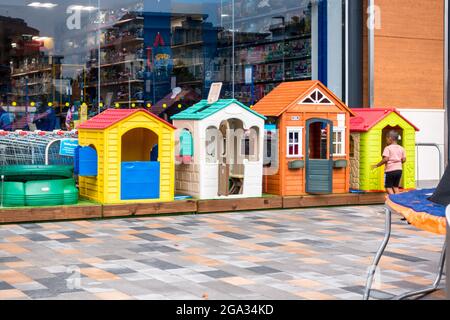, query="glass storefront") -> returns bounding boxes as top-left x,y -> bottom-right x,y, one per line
0,0 -> 344,131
